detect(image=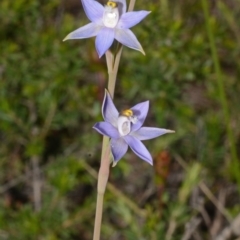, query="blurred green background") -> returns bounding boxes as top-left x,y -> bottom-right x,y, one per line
0,0 -> 240,239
